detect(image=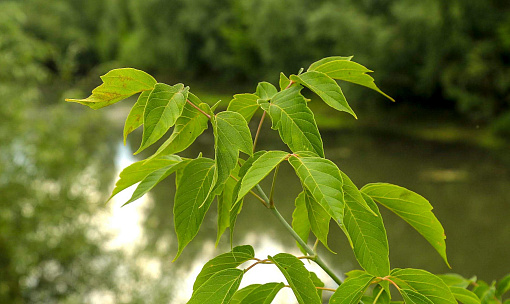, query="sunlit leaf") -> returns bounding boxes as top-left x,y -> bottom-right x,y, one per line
227,93 -> 260,123
290,71 -> 356,118
255,82 -> 278,100
437,274 -> 472,288
230,285 -> 261,304
390,268 -> 457,304
288,155 -> 344,224
307,56 -> 353,71
329,272 -> 375,304
234,282 -> 285,304
309,59 -> 394,101
361,183 -> 449,267
213,111 -> 253,192
193,245 -> 254,291
149,95 -> 209,159
400,289 -> 434,304
292,191 -> 310,254
310,272 -> 324,299
259,85 -> 324,157
188,268 -> 244,304
450,287 -> 481,304
279,72 -> 291,90
343,173 -> 390,277
235,150 -> 289,203
66,68 -> 156,109
268,253 -> 322,304
173,157 -> 216,260
303,189 -> 333,252
136,83 -> 189,154
216,165 -> 241,245
108,155 -> 182,201
123,90 -> 150,144
122,159 -> 188,206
